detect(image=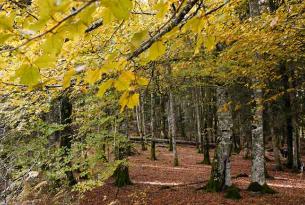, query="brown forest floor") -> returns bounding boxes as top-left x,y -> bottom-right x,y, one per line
80,145 -> 305,205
